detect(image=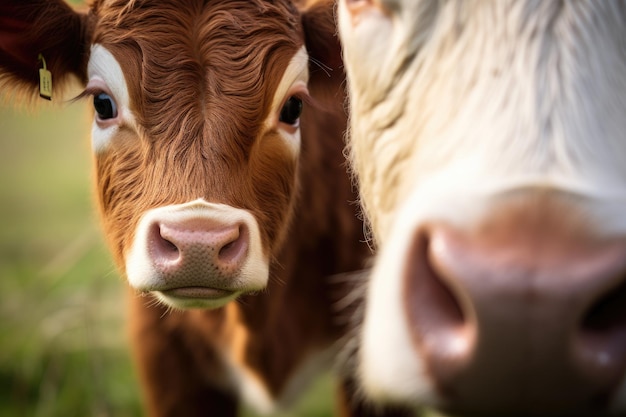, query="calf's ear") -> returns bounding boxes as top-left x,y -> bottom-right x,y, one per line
0,0 -> 93,102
